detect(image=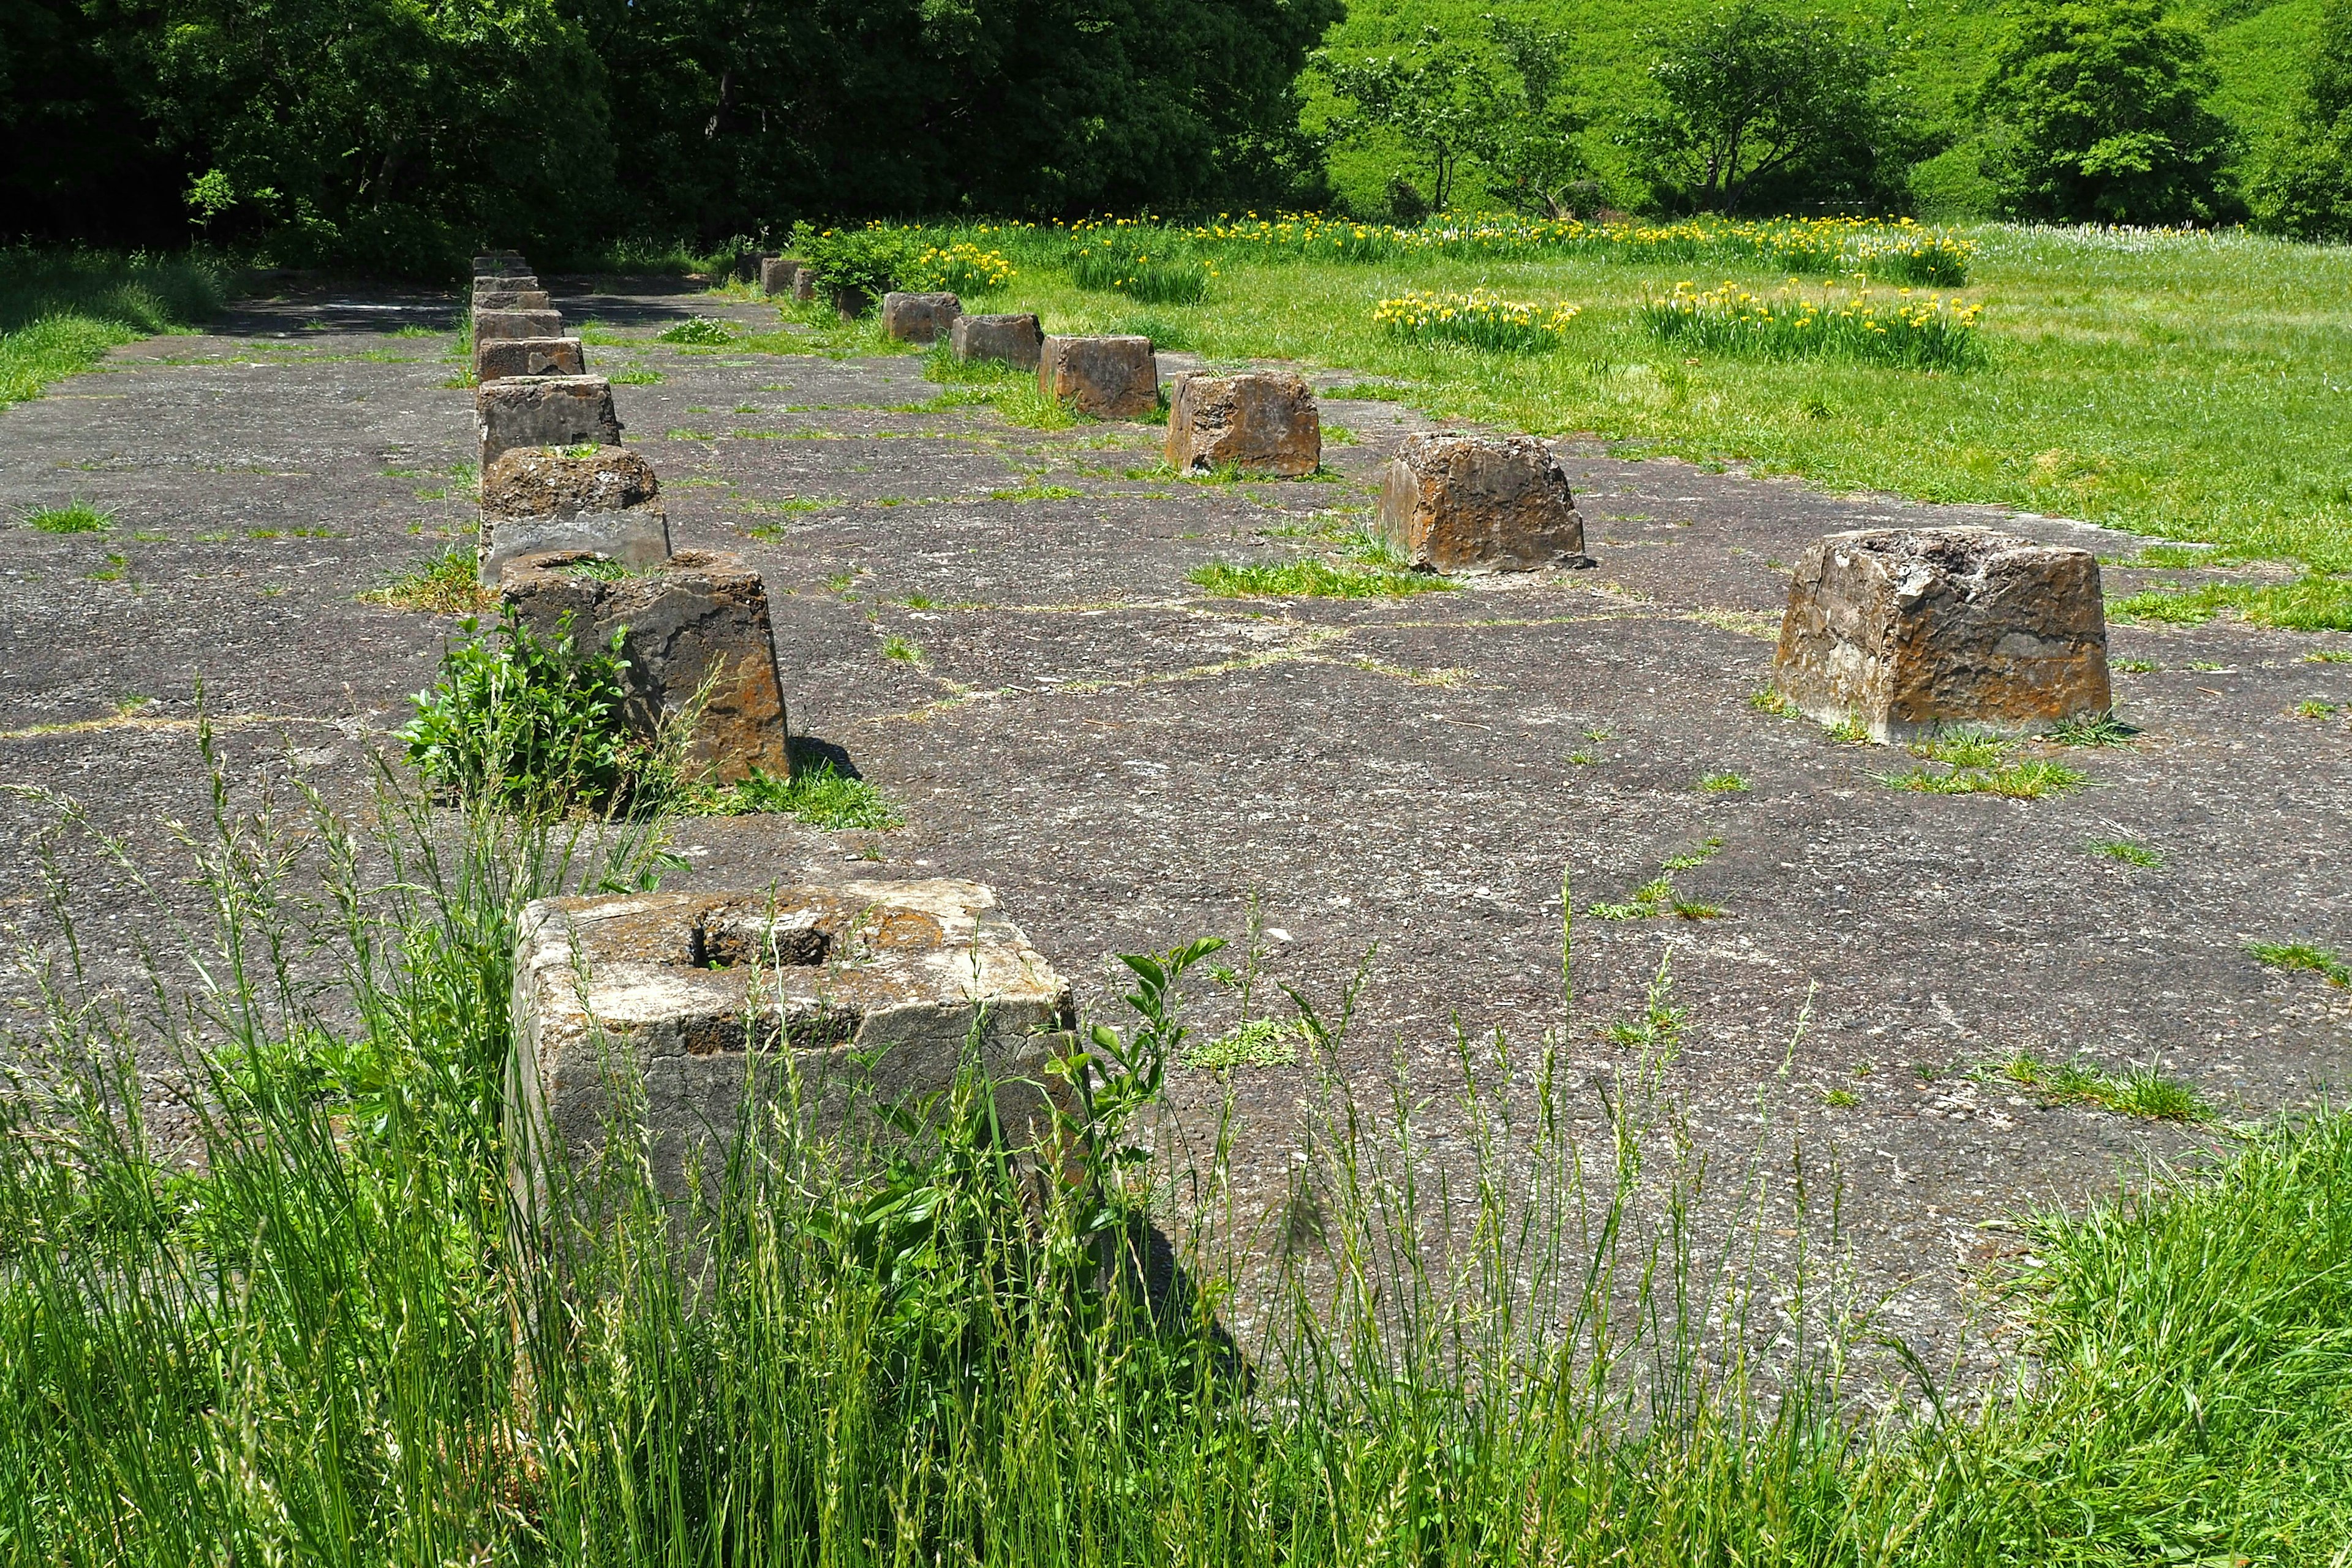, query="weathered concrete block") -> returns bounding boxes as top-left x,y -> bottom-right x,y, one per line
951,313 -> 1043,369
758,255 -> 799,295
472,288 -> 552,312
881,291 -> 961,344
507,882 -> 1075,1214
473,274 -> 540,292
473,252 -> 529,274
477,447 -> 669,582
1771,528 -> 2113,742
473,335 -> 584,385
1166,370 -> 1320,477
474,309 -> 565,343
499,548 -> 791,783
1038,335 -> 1158,419
1375,432 -> 1593,574
831,284 -> 873,320
475,375 -> 622,469
792,266 -> 816,303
